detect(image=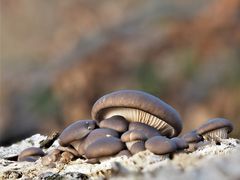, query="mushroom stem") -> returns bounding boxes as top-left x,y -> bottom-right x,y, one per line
103,107 -> 175,136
